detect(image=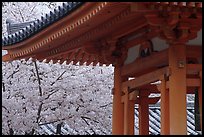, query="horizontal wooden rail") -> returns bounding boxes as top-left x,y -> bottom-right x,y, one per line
121,46 -> 202,77
166,78 -> 200,89
135,97 -> 160,104
122,67 -> 169,89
